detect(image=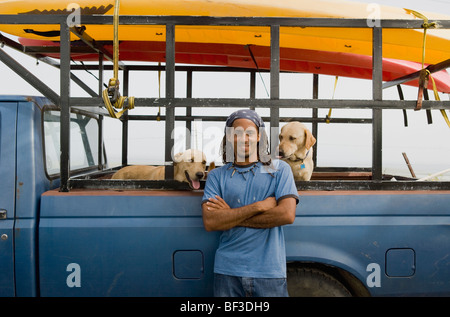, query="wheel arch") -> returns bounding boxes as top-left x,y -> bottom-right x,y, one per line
287,261 -> 371,297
